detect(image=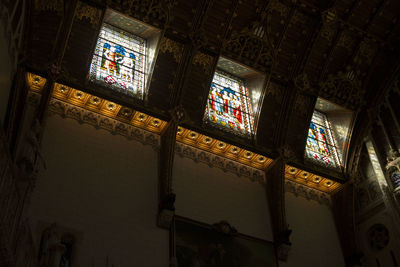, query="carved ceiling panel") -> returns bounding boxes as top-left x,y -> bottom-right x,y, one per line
25,0 -> 400,178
